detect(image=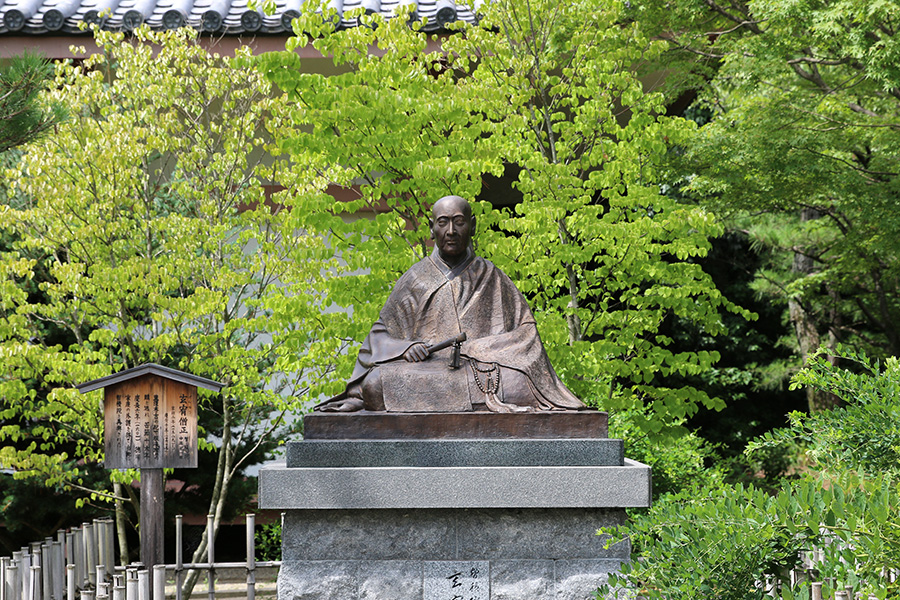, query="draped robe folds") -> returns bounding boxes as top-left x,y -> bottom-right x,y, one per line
320,249 -> 585,412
